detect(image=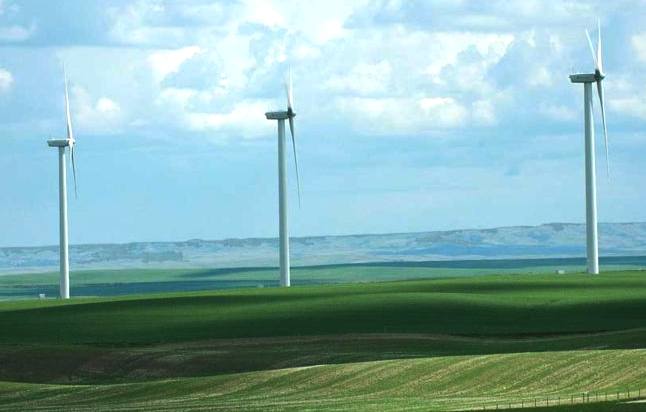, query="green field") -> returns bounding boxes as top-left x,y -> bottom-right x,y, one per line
0,270 -> 645,410
3,255 -> 646,300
